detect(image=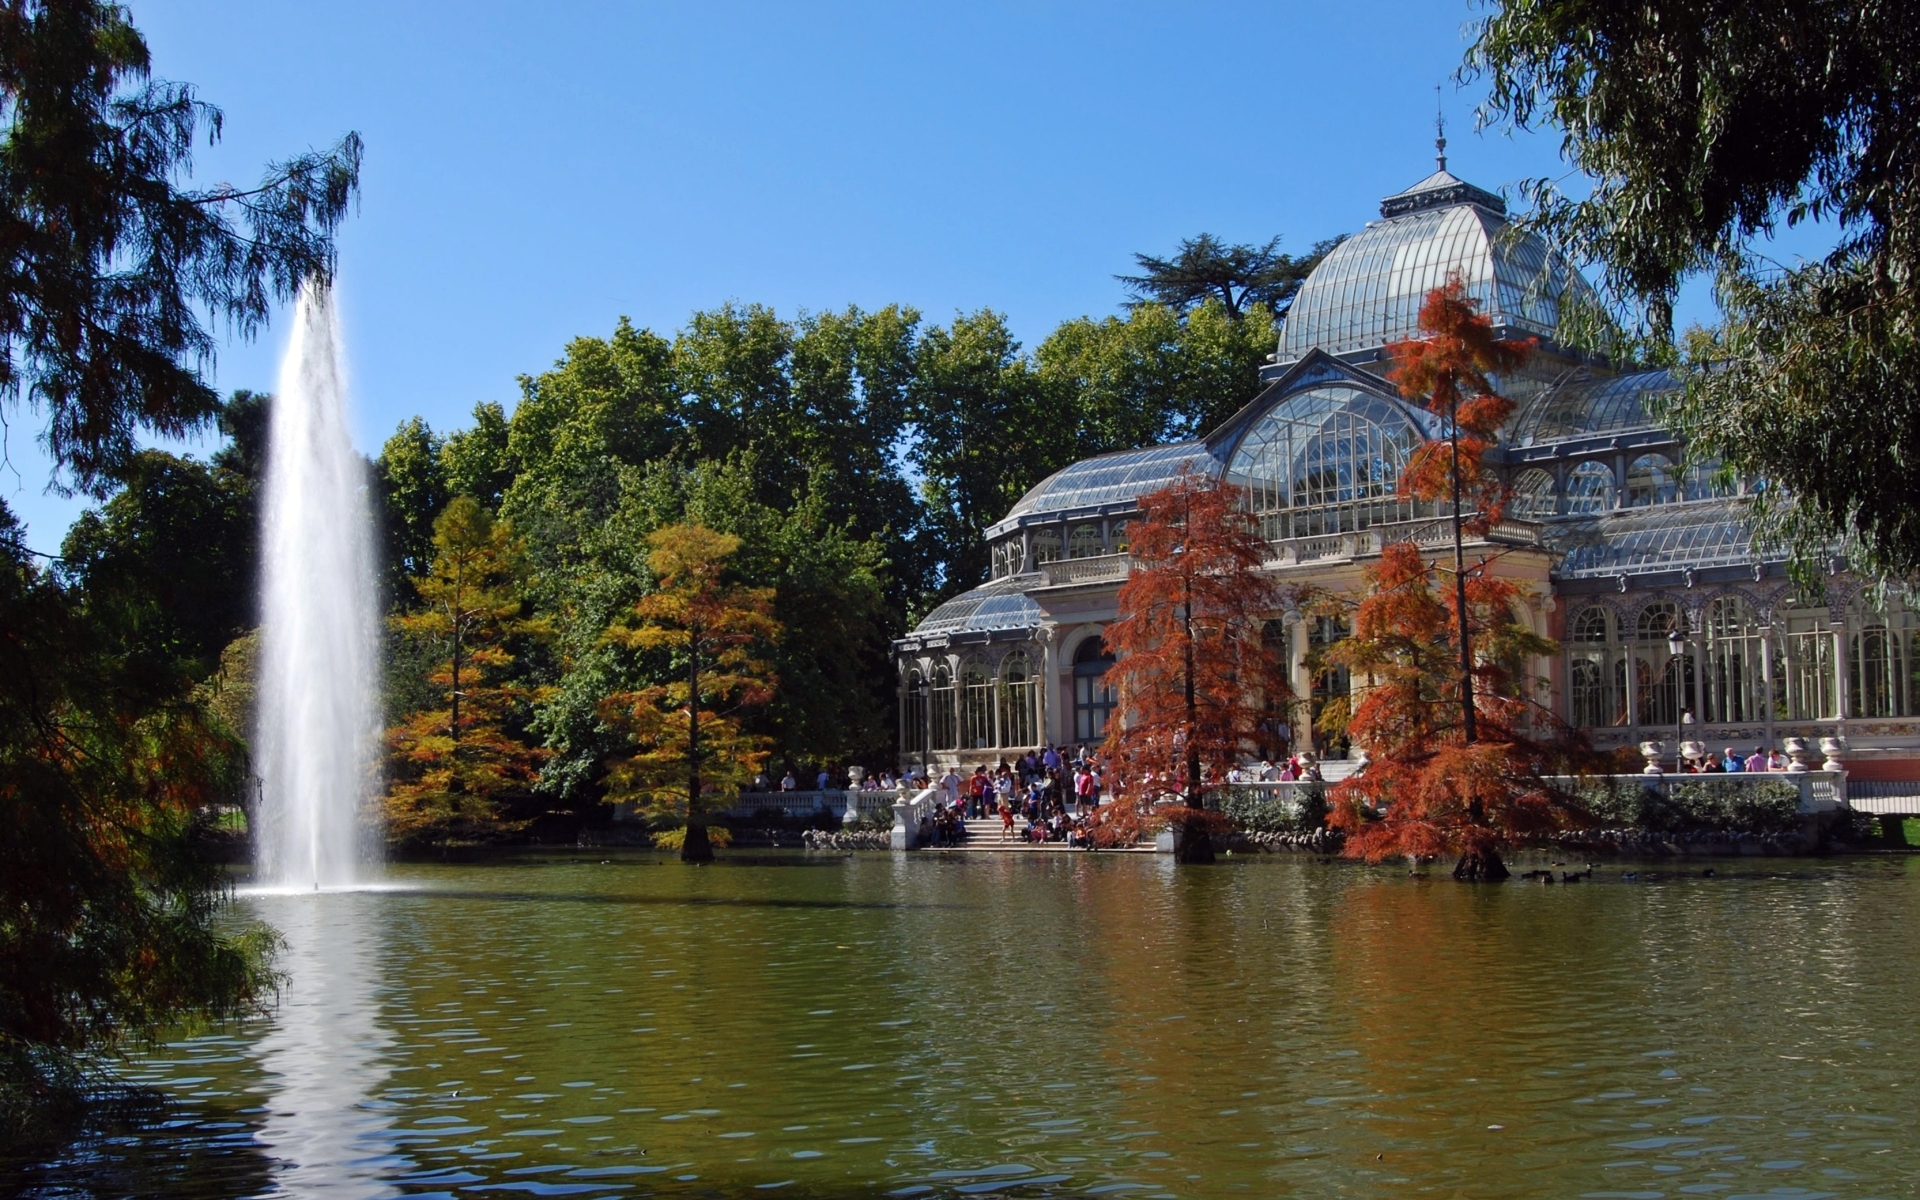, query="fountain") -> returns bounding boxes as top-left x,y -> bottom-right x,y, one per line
254,283 -> 381,888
